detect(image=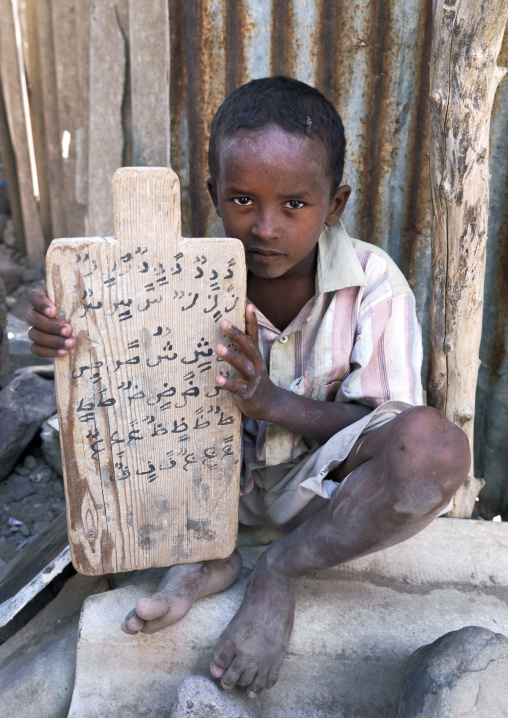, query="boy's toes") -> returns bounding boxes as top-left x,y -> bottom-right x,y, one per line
246,671 -> 269,698
266,667 -> 280,690
236,668 -> 257,688
220,657 -> 246,690
121,609 -> 145,634
210,637 -> 236,679
135,593 -> 170,621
